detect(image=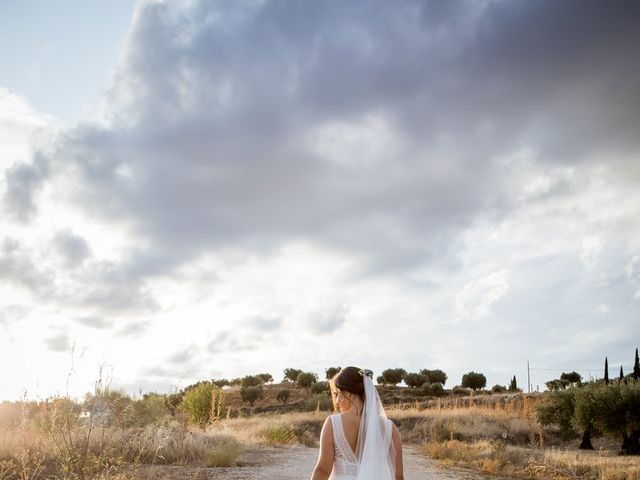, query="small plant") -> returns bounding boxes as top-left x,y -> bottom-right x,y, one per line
205,437 -> 243,467
259,425 -> 298,445
276,389 -> 291,404
240,386 -> 264,407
